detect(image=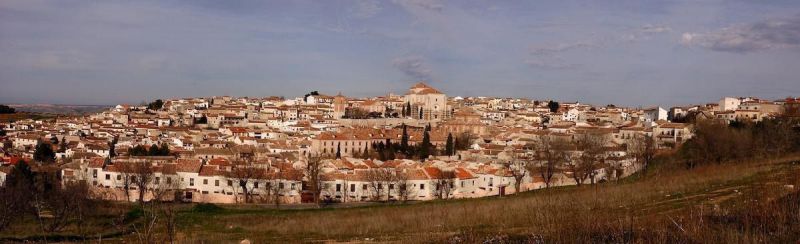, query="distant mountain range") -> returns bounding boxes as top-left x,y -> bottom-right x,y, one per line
7,104 -> 111,115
